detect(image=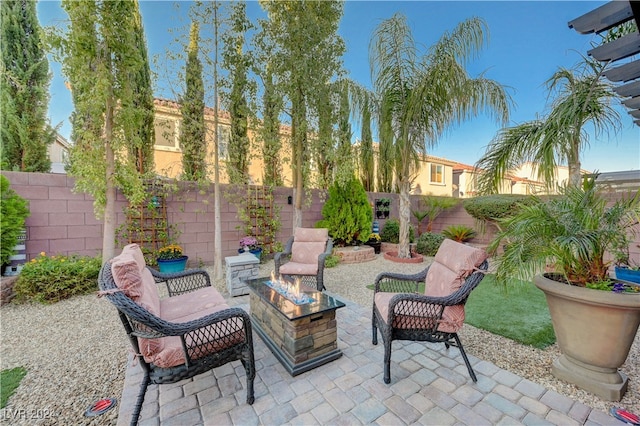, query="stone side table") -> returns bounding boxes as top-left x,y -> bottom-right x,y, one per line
225,253 -> 260,296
